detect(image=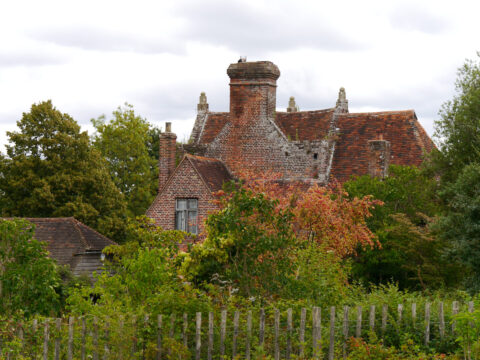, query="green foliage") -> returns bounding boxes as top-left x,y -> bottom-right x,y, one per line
182,182 -> 351,305
67,217 -> 211,318
0,219 -> 61,317
429,53 -> 480,293
432,52 -> 480,185
92,103 -> 158,217
344,165 -> 459,290
454,305 -> 480,360
435,163 -> 480,291
183,182 -> 297,300
0,100 -> 127,240
346,334 -> 455,359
